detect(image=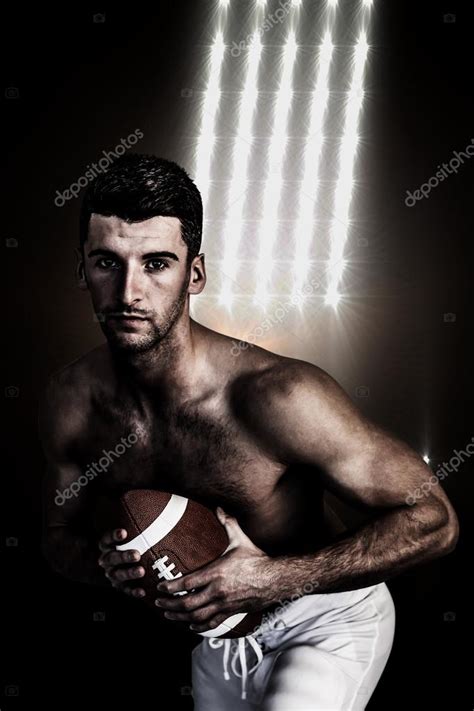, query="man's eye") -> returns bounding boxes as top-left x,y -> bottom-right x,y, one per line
96,258 -> 120,270
145,259 -> 168,272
